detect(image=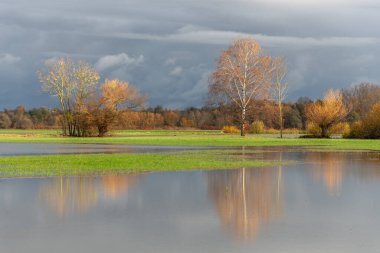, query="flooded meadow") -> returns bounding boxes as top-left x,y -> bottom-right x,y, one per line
0,144 -> 380,252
